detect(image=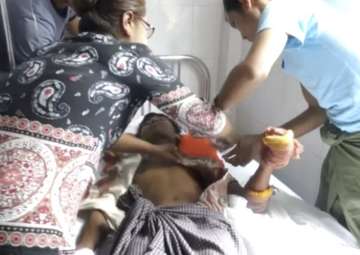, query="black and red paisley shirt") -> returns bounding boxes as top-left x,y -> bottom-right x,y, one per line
0,32 -> 226,253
